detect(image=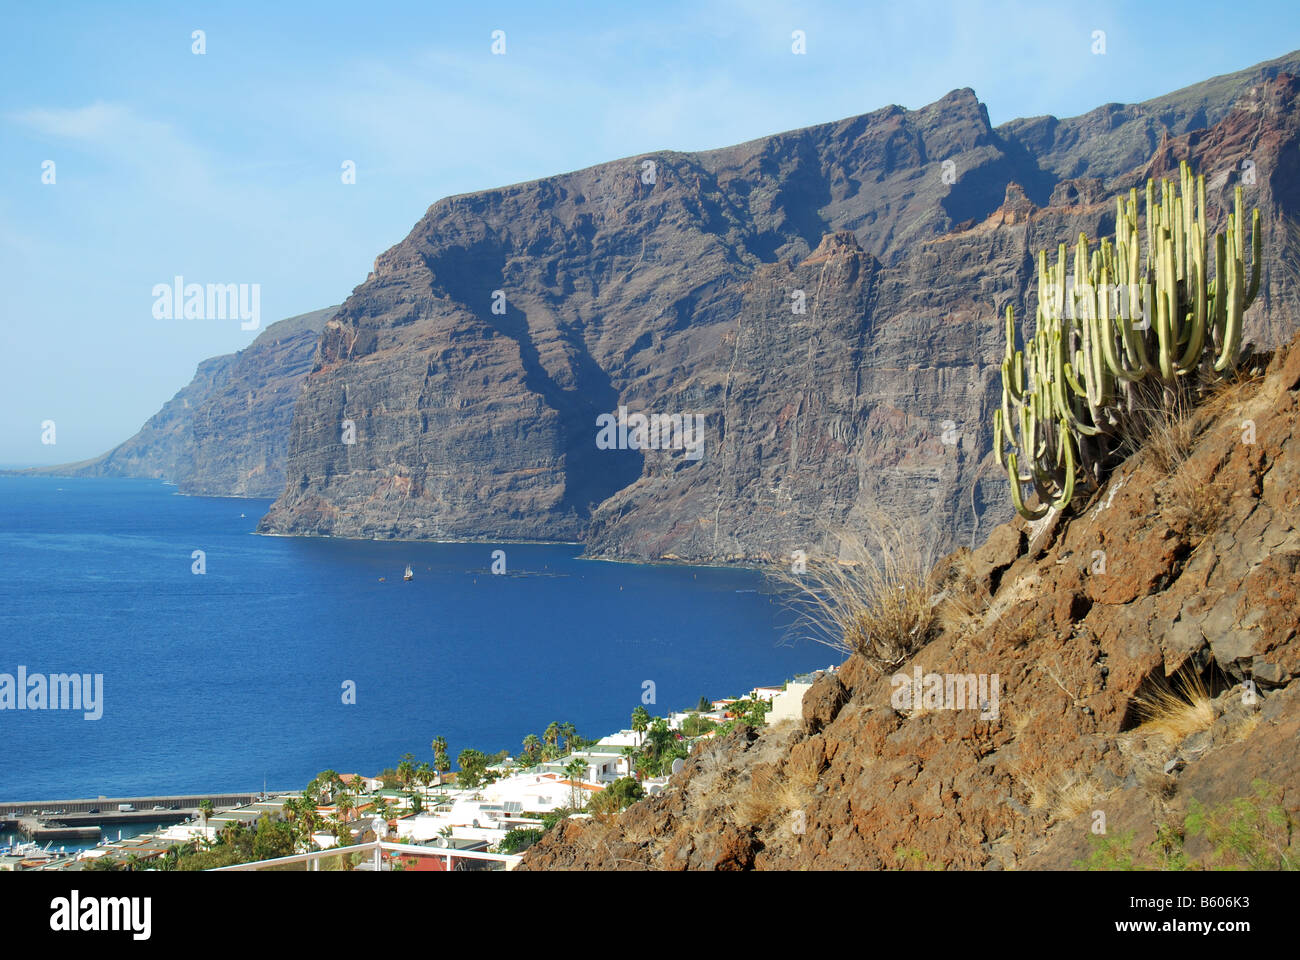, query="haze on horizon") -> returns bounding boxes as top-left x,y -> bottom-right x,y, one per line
2,0 -> 1297,463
